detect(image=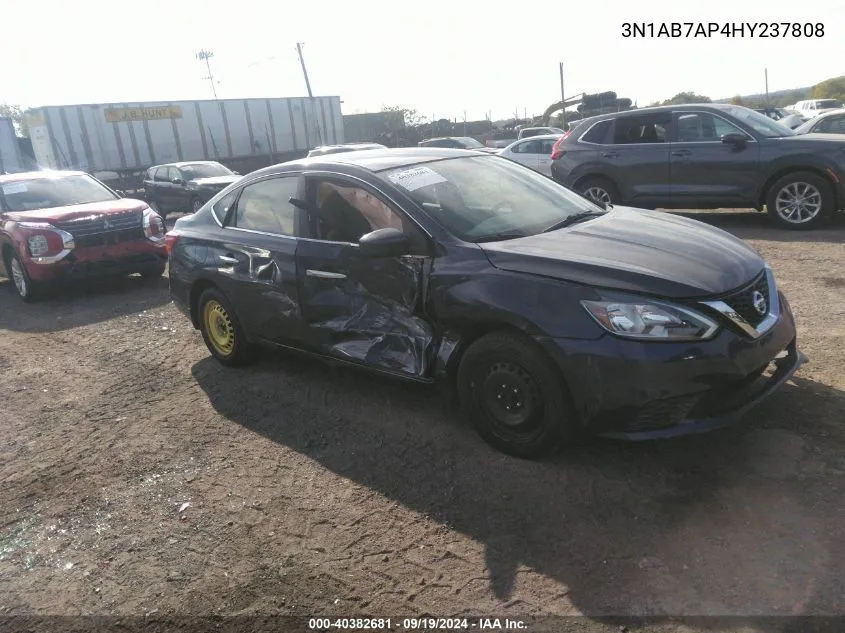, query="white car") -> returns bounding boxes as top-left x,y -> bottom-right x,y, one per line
793,99 -> 843,119
498,134 -> 562,177
517,126 -> 564,140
